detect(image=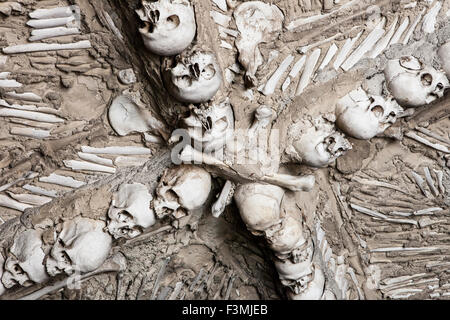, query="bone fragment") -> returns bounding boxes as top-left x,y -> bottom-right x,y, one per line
212,180 -> 235,218
295,48 -> 321,96
103,11 -> 124,42
414,207 -> 443,216
432,170 -> 445,195
297,33 -> 341,54
415,127 -> 450,146
411,171 -> 430,197
3,40 -> 91,54
39,173 -> 86,188
81,146 -> 151,155
423,167 -> 439,197
405,132 -> 449,153
22,185 -> 58,198
262,54 -> 294,95
218,26 -> 238,38
210,10 -> 231,27
350,203 -> 418,226
4,91 -> 42,102
27,16 -> 79,29
114,156 -> 148,167
402,8 -> 426,45
0,172 -> 39,192
370,247 -> 439,253
63,160 -> 116,174
29,27 -> 80,41
29,6 -> 79,19
151,257 -> 171,300
260,173 -> 315,192
333,31 -> 362,70
0,99 -> 60,115
220,41 -> 233,50
77,152 -> 113,166
0,79 -> 22,88
10,127 -> 50,139
389,17 -> 409,45
318,43 -> 338,70
6,192 -> 52,206
168,282 -> 184,300
0,108 -> 64,123
422,1 -> 441,34
368,16 -> 398,58
211,0 -> 227,12
282,56 -> 306,91
341,26 -> 385,71
0,194 -> 33,212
